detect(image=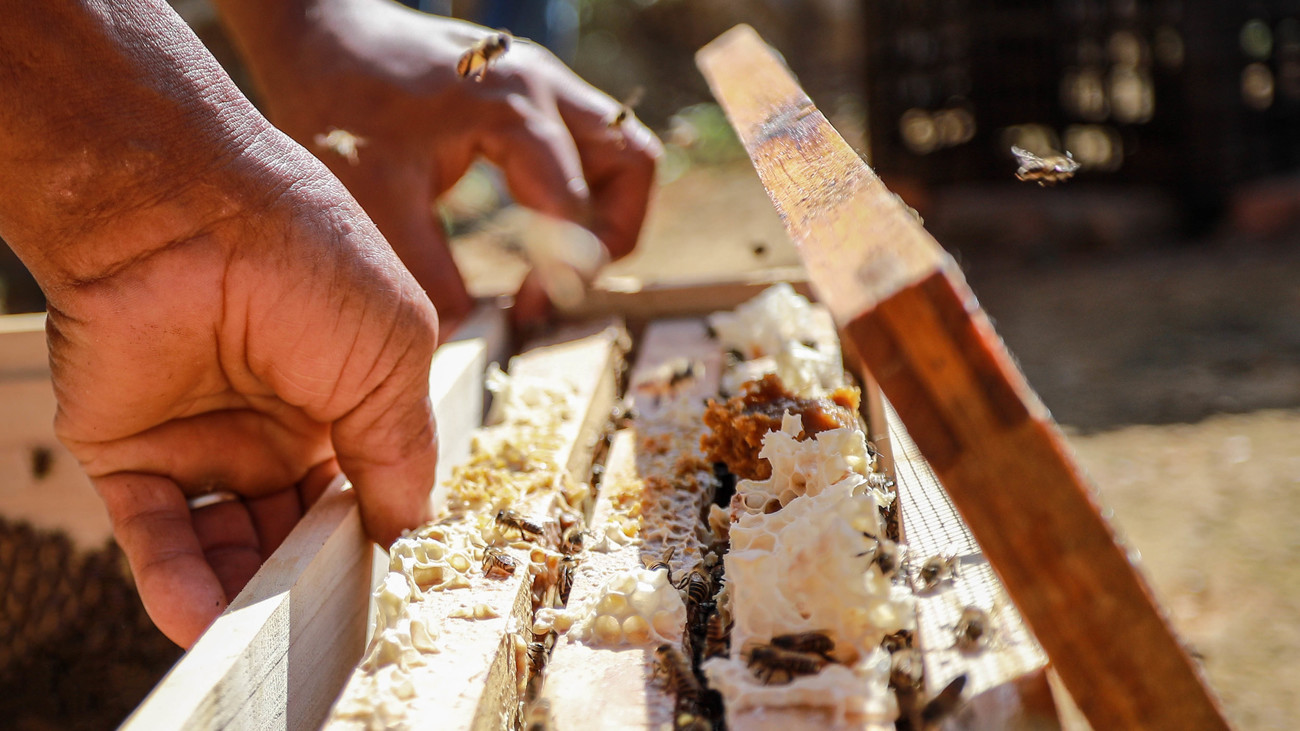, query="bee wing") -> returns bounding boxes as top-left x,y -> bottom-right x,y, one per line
1010,145 -> 1042,166
456,50 -> 479,78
